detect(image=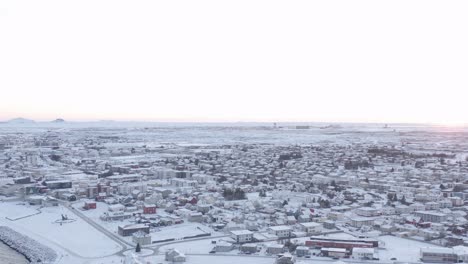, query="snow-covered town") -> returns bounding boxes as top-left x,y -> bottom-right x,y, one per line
1,122 -> 468,264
